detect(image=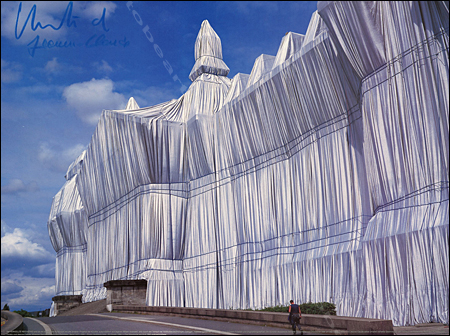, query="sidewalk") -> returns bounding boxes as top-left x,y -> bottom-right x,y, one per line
393,323 -> 448,335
